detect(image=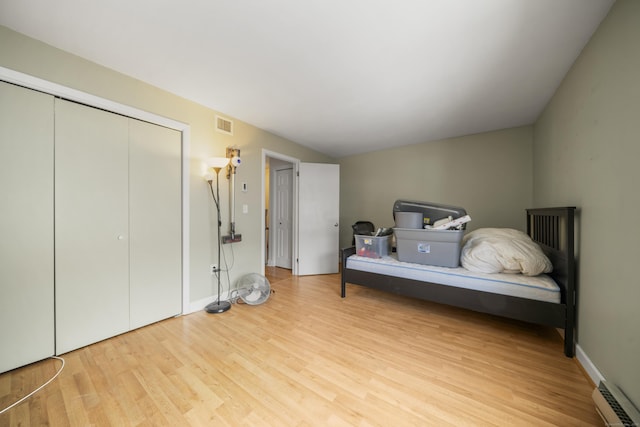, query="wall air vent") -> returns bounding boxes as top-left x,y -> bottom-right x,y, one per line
216,115 -> 233,135
592,381 -> 640,426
